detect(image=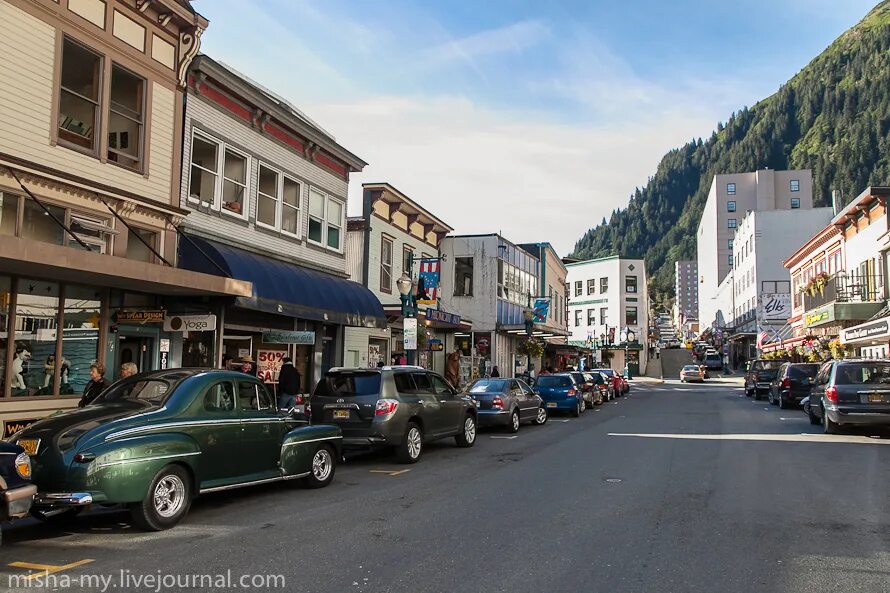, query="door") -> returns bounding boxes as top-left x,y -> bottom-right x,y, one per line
237,379 -> 286,477
119,335 -> 155,377
429,373 -> 464,433
516,379 -> 538,420
410,372 -> 446,437
194,380 -> 242,487
812,363 -> 832,418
